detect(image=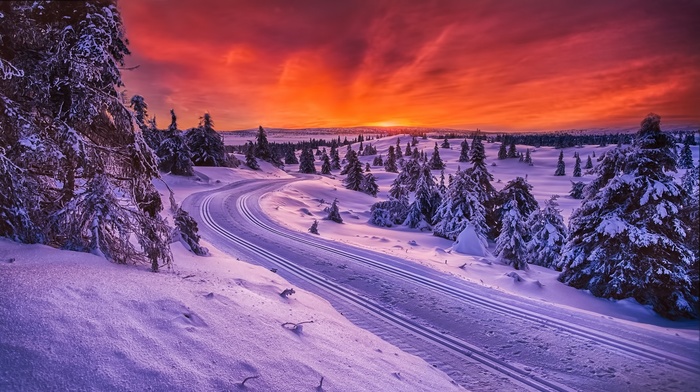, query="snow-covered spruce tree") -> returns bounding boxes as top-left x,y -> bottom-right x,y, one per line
372,154 -> 383,166
0,1 -> 172,270
494,197 -> 530,270
254,125 -> 273,162
174,207 -> 208,256
327,199 -> 343,223
433,168 -> 488,242
0,151 -> 39,243
186,113 -> 227,167
405,143 -> 412,157
458,139 -> 470,162
298,147 -> 316,173
569,181 -> 585,199
284,147 -> 299,165
308,219 -> 319,234
342,149 -> 364,191
524,148 -> 533,165
330,144 -> 341,170
554,150 -> 566,176
441,136 -> 450,149
321,153 -> 332,174
498,142 -> 507,159
428,143 -> 445,170
405,164 -> 439,228
573,154 -> 582,177
526,195 -> 567,269
395,138 -> 403,159
388,175 -> 410,202
493,177 -> 539,239
678,140 -> 694,169
507,140 -> 517,158
384,146 -> 398,172
558,114 -> 698,319
362,173 -> 379,197
131,95 -> 161,150
369,199 -> 409,227
245,143 -> 260,170
157,109 -> 194,176
585,155 -> 593,169
467,137 -> 498,237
